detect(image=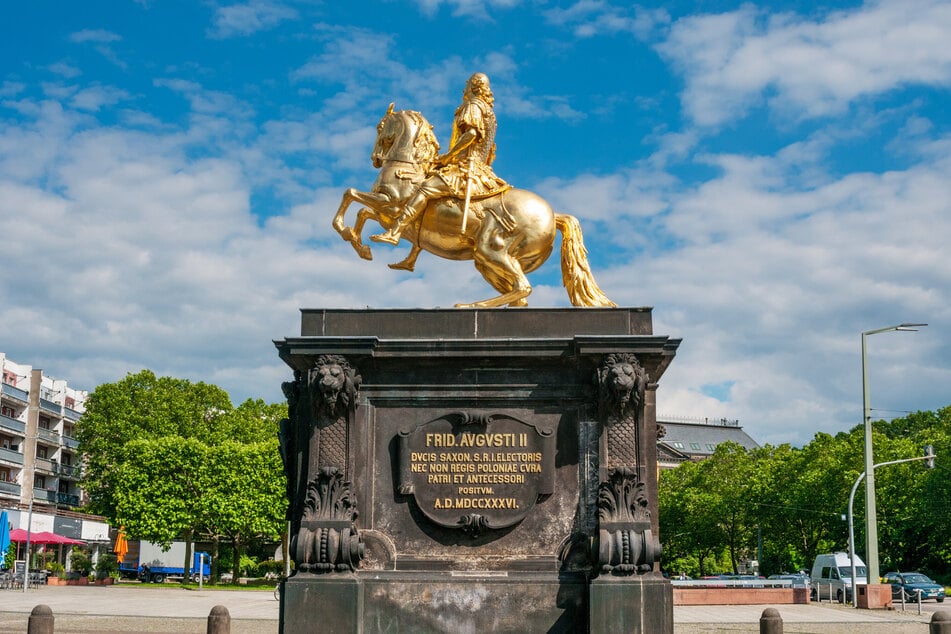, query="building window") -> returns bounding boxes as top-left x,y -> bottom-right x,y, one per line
0,469 -> 8,482
672,442 -> 685,449
2,371 -> 15,385
37,446 -> 48,459
35,475 -> 46,489
65,397 -> 75,409
0,436 -> 11,449
1,406 -> 14,418
690,443 -> 701,450
61,453 -> 72,466
706,444 -> 716,451
39,416 -> 51,429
